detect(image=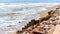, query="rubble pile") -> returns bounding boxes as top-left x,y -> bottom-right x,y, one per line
16,5 -> 60,34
